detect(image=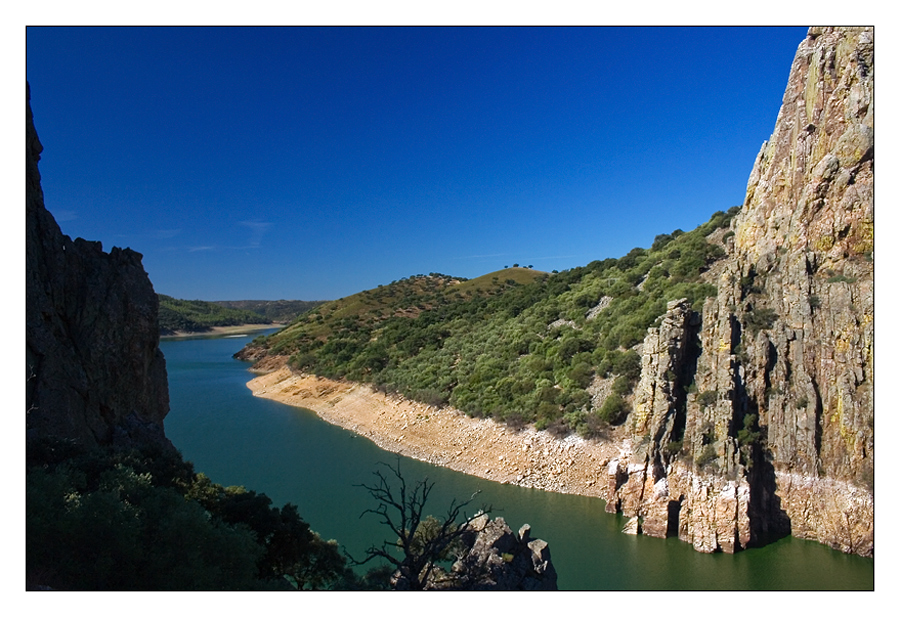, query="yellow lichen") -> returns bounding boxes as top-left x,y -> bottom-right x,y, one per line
815,235 -> 835,251
851,221 -> 874,255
